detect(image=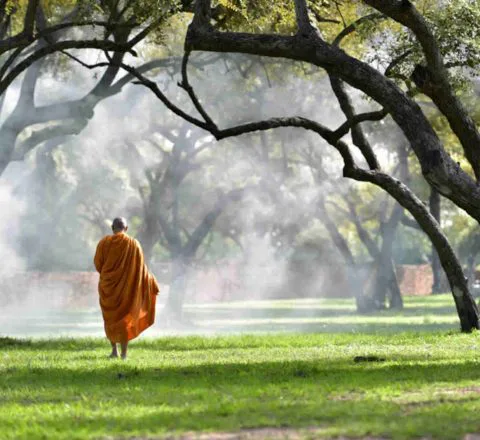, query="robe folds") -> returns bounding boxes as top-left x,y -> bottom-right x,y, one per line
94,232 -> 159,343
